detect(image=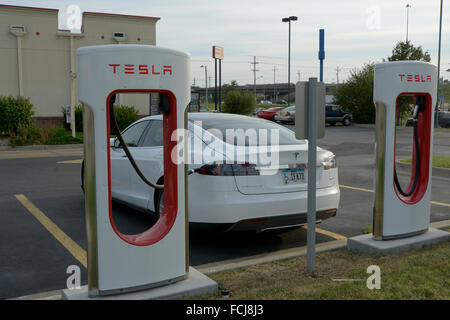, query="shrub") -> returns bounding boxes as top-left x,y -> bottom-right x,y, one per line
113,105 -> 139,131
9,125 -> 57,147
333,63 -> 375,124
62,105 -> 139,133
0,96 -> 34,134
222,90 -> 256,115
